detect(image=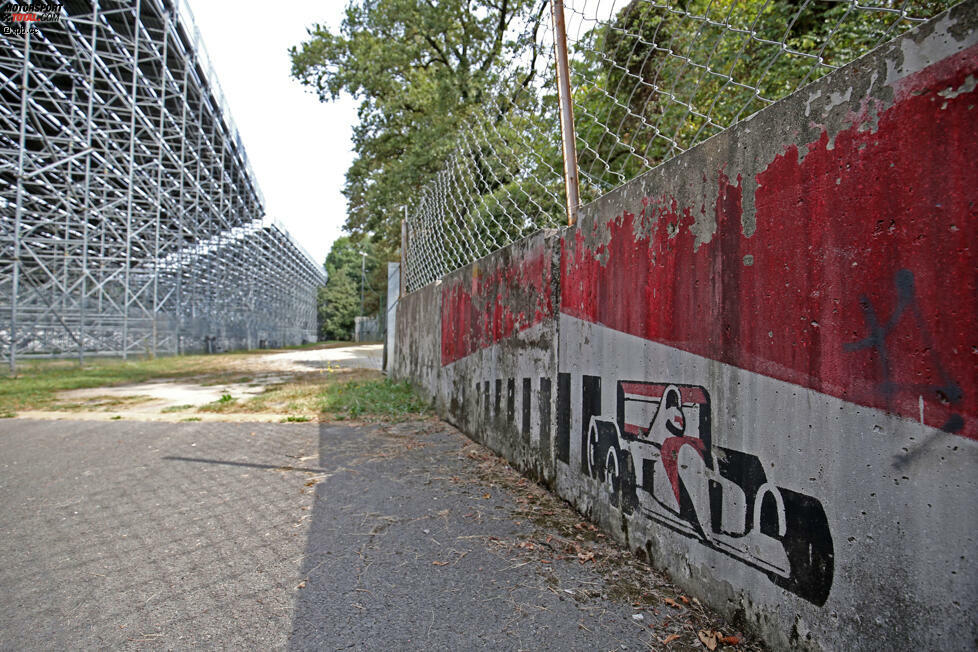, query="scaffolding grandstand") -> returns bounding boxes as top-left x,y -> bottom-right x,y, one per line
0,0 -> 325,367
